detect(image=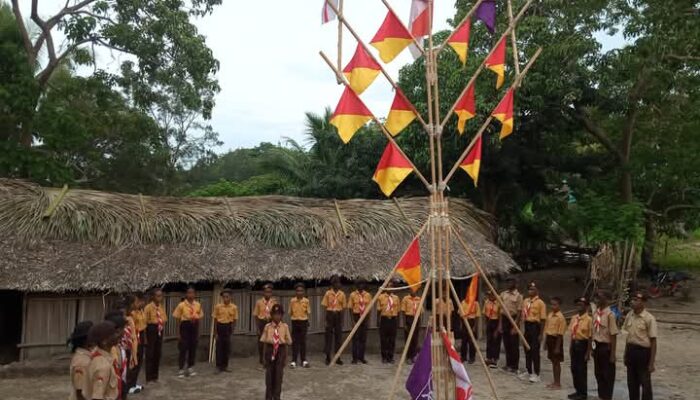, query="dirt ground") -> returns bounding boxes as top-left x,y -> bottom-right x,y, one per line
1,267 -> 698,400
